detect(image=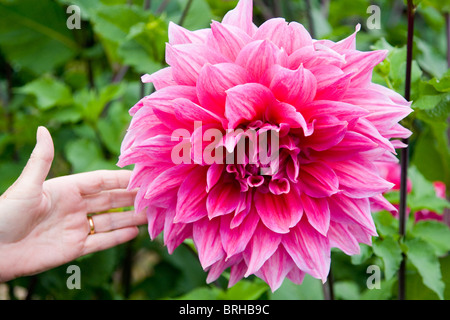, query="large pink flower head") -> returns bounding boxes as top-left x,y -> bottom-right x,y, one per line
118,0 -> 412,291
